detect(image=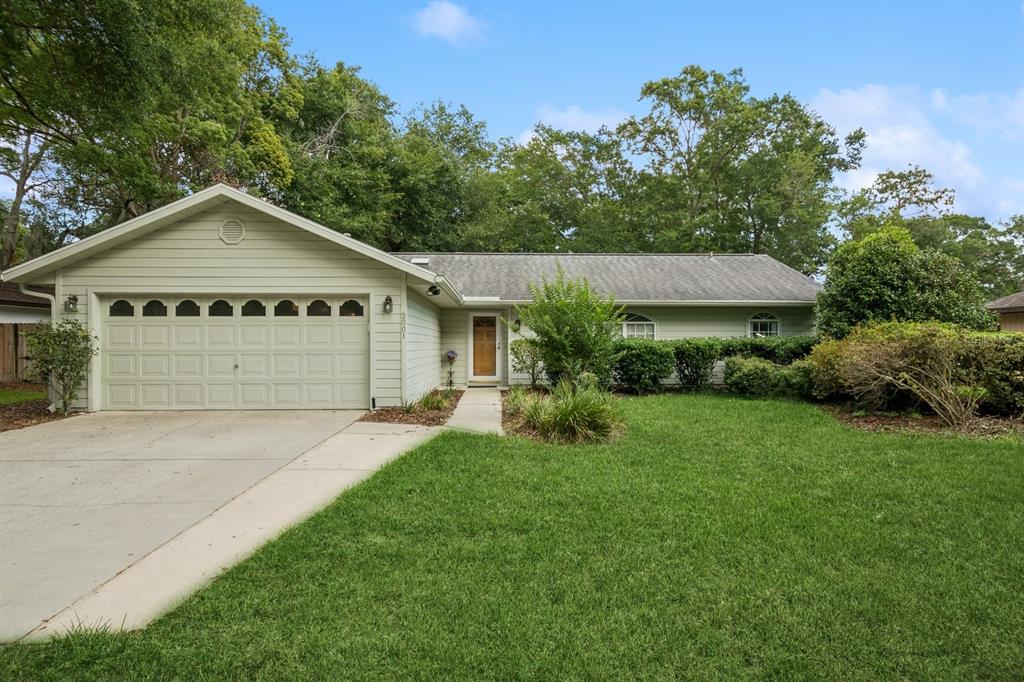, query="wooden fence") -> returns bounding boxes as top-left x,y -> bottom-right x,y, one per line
0,323 -> 43,383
